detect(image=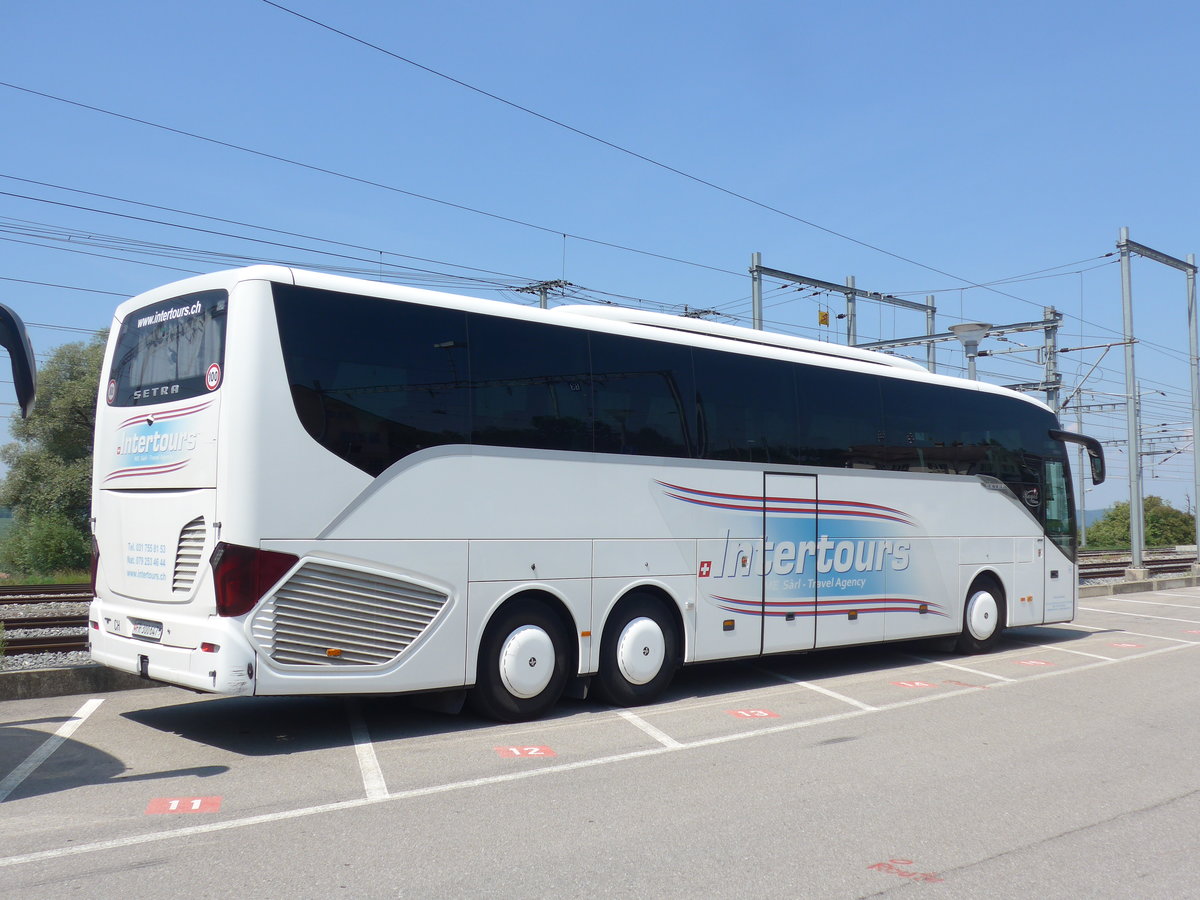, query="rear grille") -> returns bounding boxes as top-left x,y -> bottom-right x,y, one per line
172,517 -> 206,593
251,562 -> 449,666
